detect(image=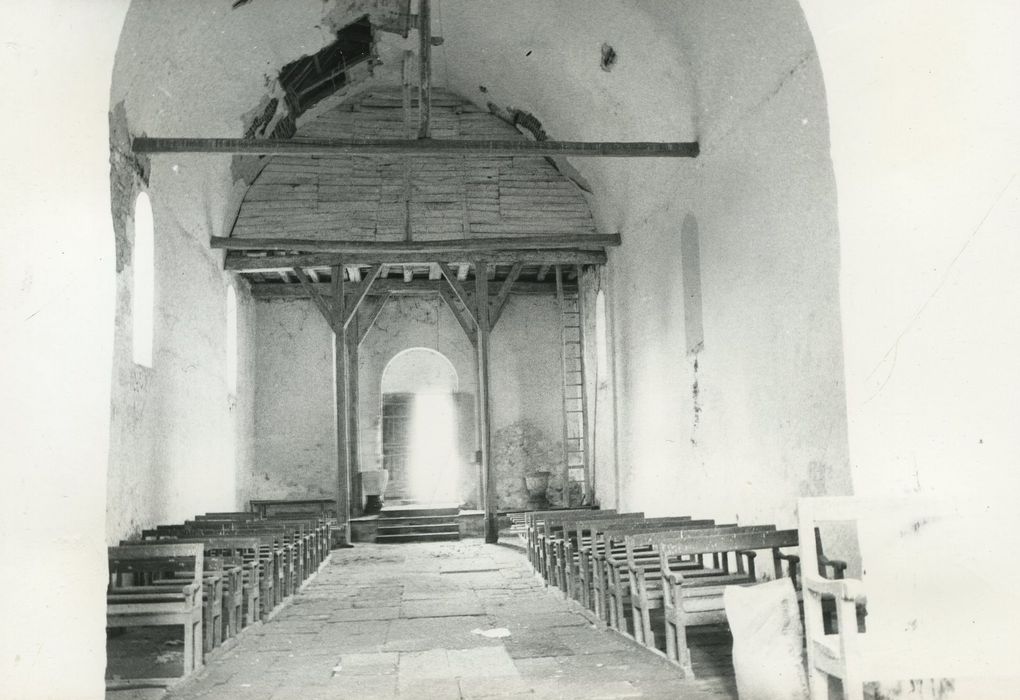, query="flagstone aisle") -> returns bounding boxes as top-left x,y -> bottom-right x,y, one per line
160,541 -> 737,699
